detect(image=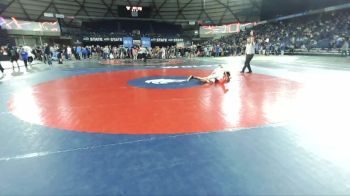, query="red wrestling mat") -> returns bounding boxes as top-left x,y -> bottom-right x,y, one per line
8,69 -> 301,134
